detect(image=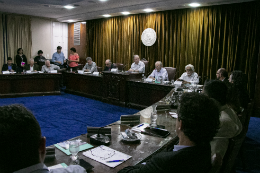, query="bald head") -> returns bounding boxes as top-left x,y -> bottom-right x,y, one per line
155,61 -> 163,71
105,59 -> 112,68
133,55 -> 140,64
45,60 -> 50,67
